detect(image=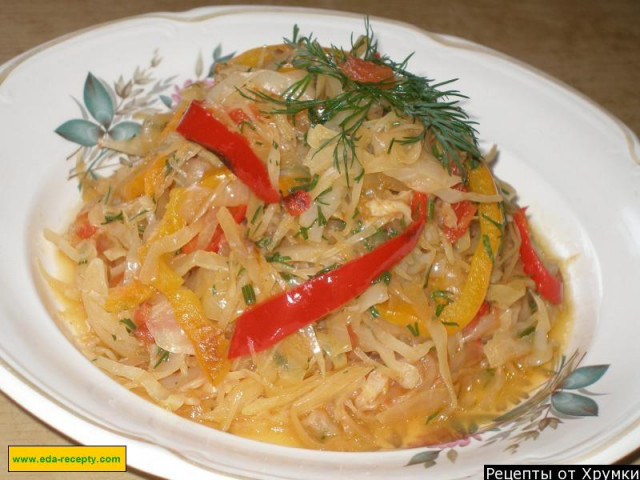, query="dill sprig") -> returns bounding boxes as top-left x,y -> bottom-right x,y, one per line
242,19 -> 479,179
